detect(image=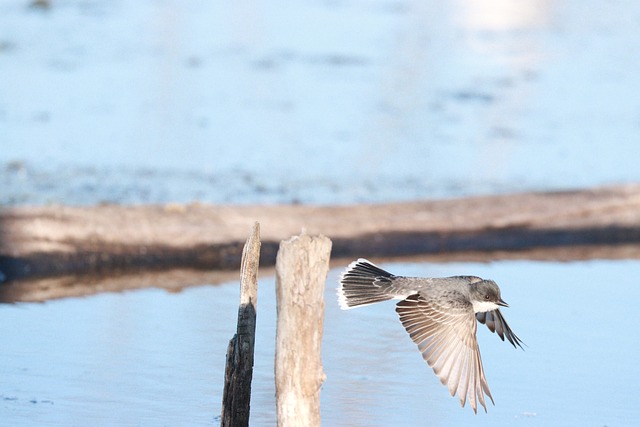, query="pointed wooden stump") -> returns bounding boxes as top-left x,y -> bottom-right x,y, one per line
220,222 -> 261,427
